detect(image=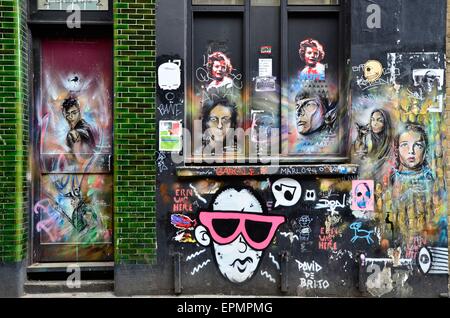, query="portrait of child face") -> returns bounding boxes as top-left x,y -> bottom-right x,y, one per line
304,46 -> 320,67
211,60 -> 228,82
398,130 -> 426,171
